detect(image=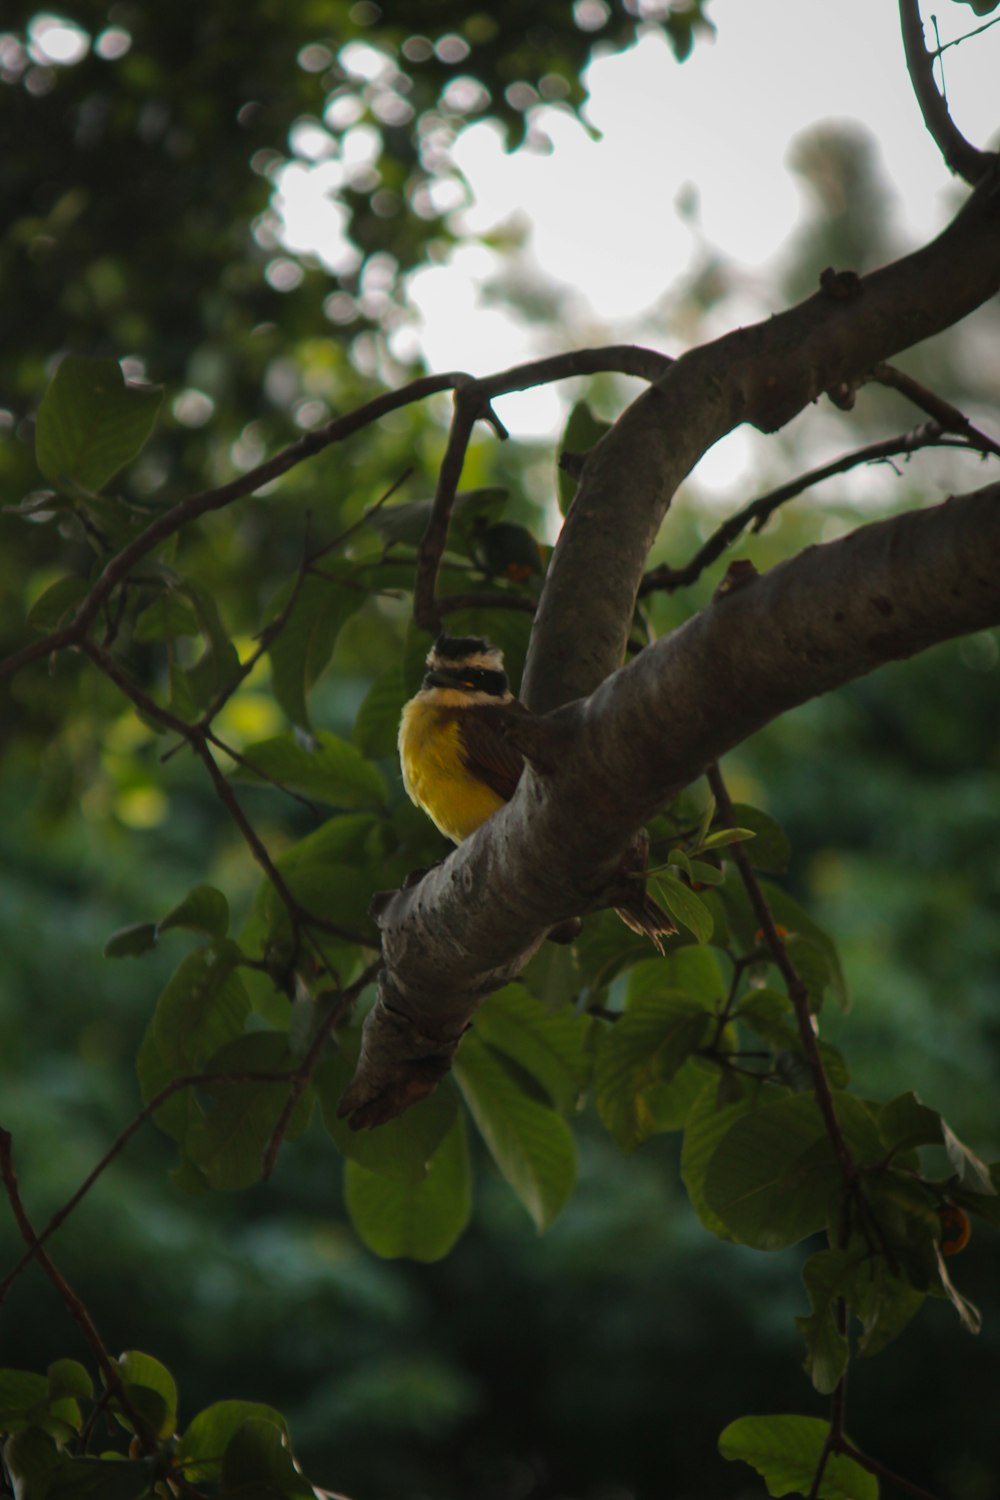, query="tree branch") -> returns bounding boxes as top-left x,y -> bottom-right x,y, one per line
639,423 -> 988,595
521,159 -> 1000,712
0,1129 -> 157,1450
340,483 -> 1000,1125
898,0 -> 993,184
